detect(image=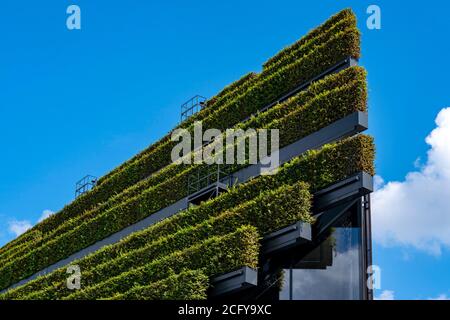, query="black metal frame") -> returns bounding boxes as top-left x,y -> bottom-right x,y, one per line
75,175 -> 97,199
196,56 -> 373,300
262,221 -> 312,256
180,95 -> 207,123
187,164 -> 233,205
215,171 -> 373,300
241,57 -> 358,124
210,267 -> 258,297
202,57 -> 359,150
361,194 -> 373,300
